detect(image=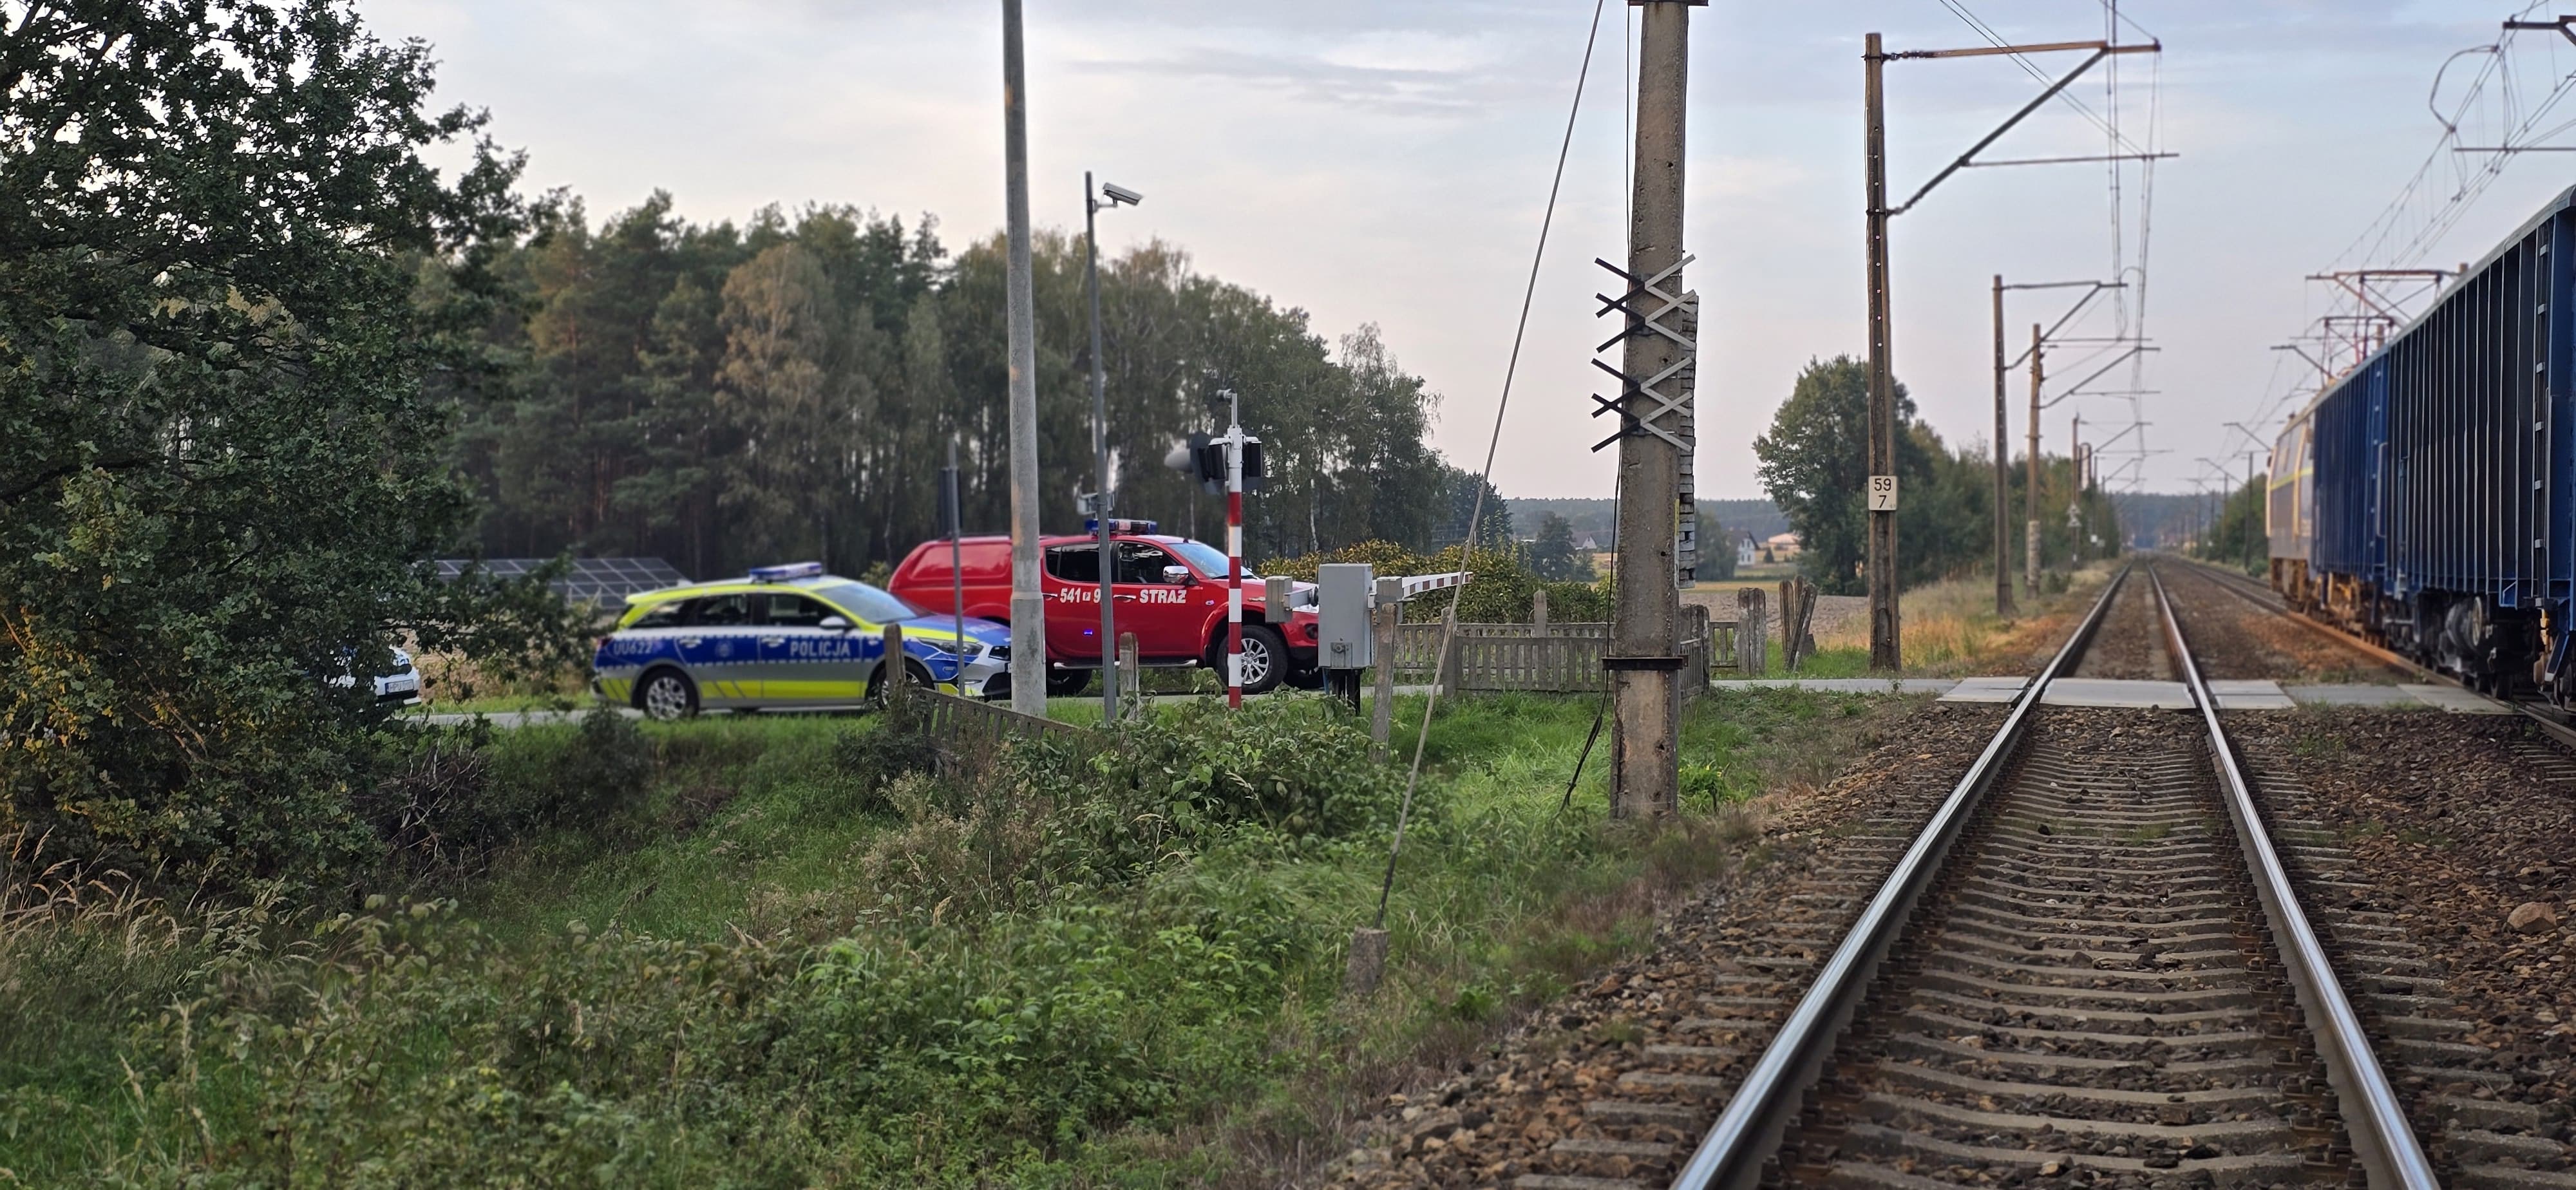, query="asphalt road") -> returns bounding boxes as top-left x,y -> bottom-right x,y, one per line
405,685 -> 1437,728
